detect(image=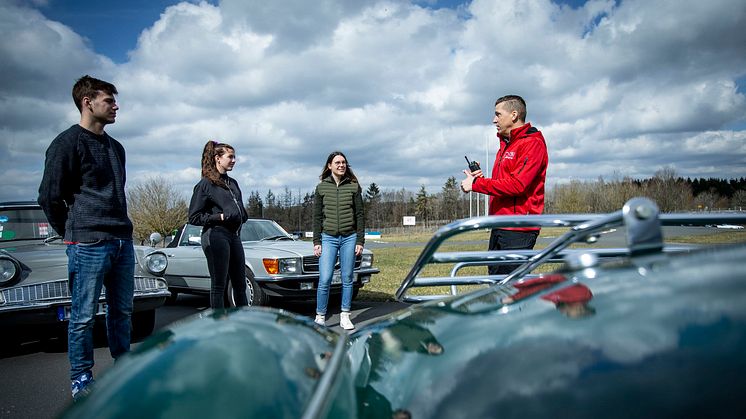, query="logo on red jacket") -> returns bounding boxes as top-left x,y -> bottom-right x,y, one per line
504,151 -> 516,160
